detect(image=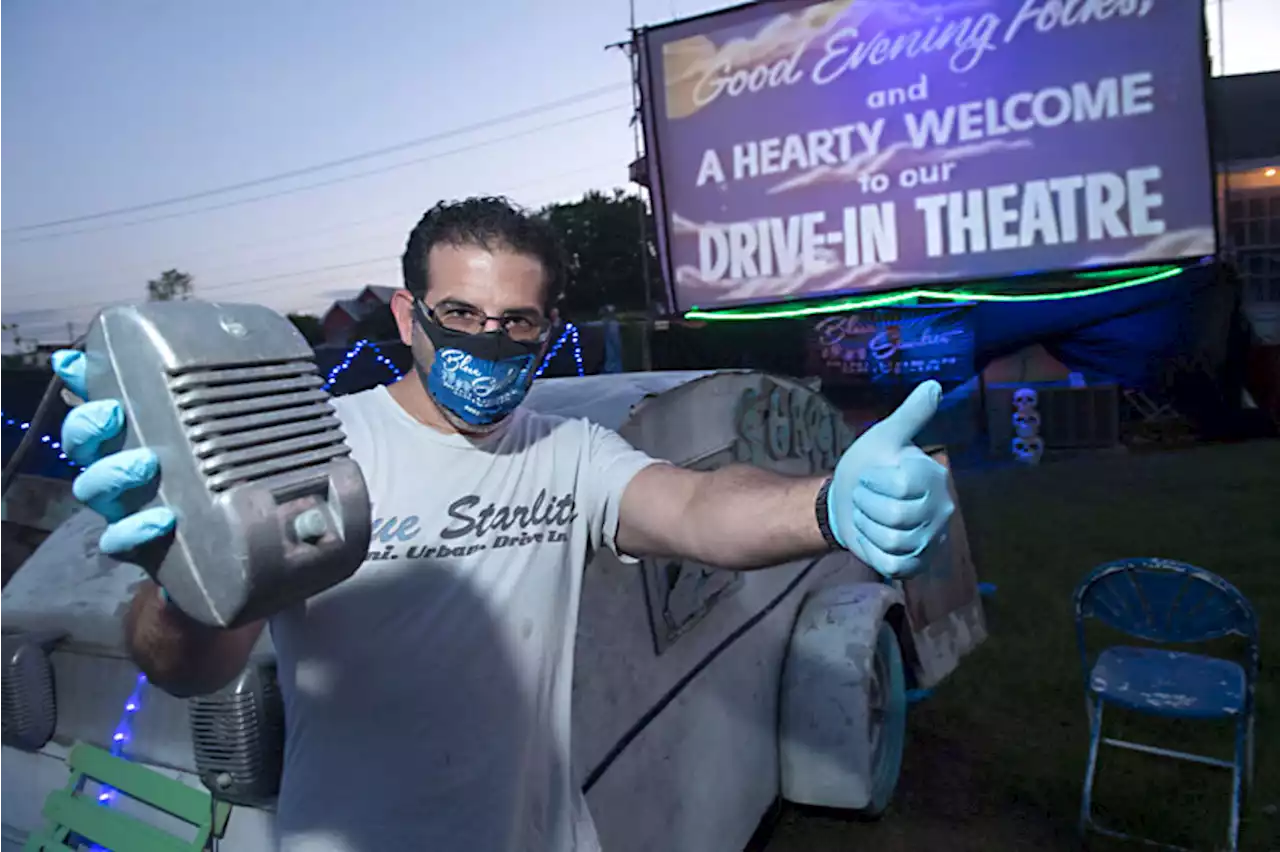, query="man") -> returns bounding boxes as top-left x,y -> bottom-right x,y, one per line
55,196 -> 954,851
599,304 -> 623,374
